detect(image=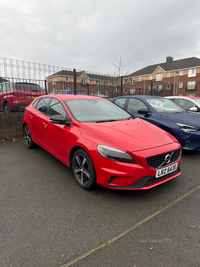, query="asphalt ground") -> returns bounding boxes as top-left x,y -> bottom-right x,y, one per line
0,140 -> 200,267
